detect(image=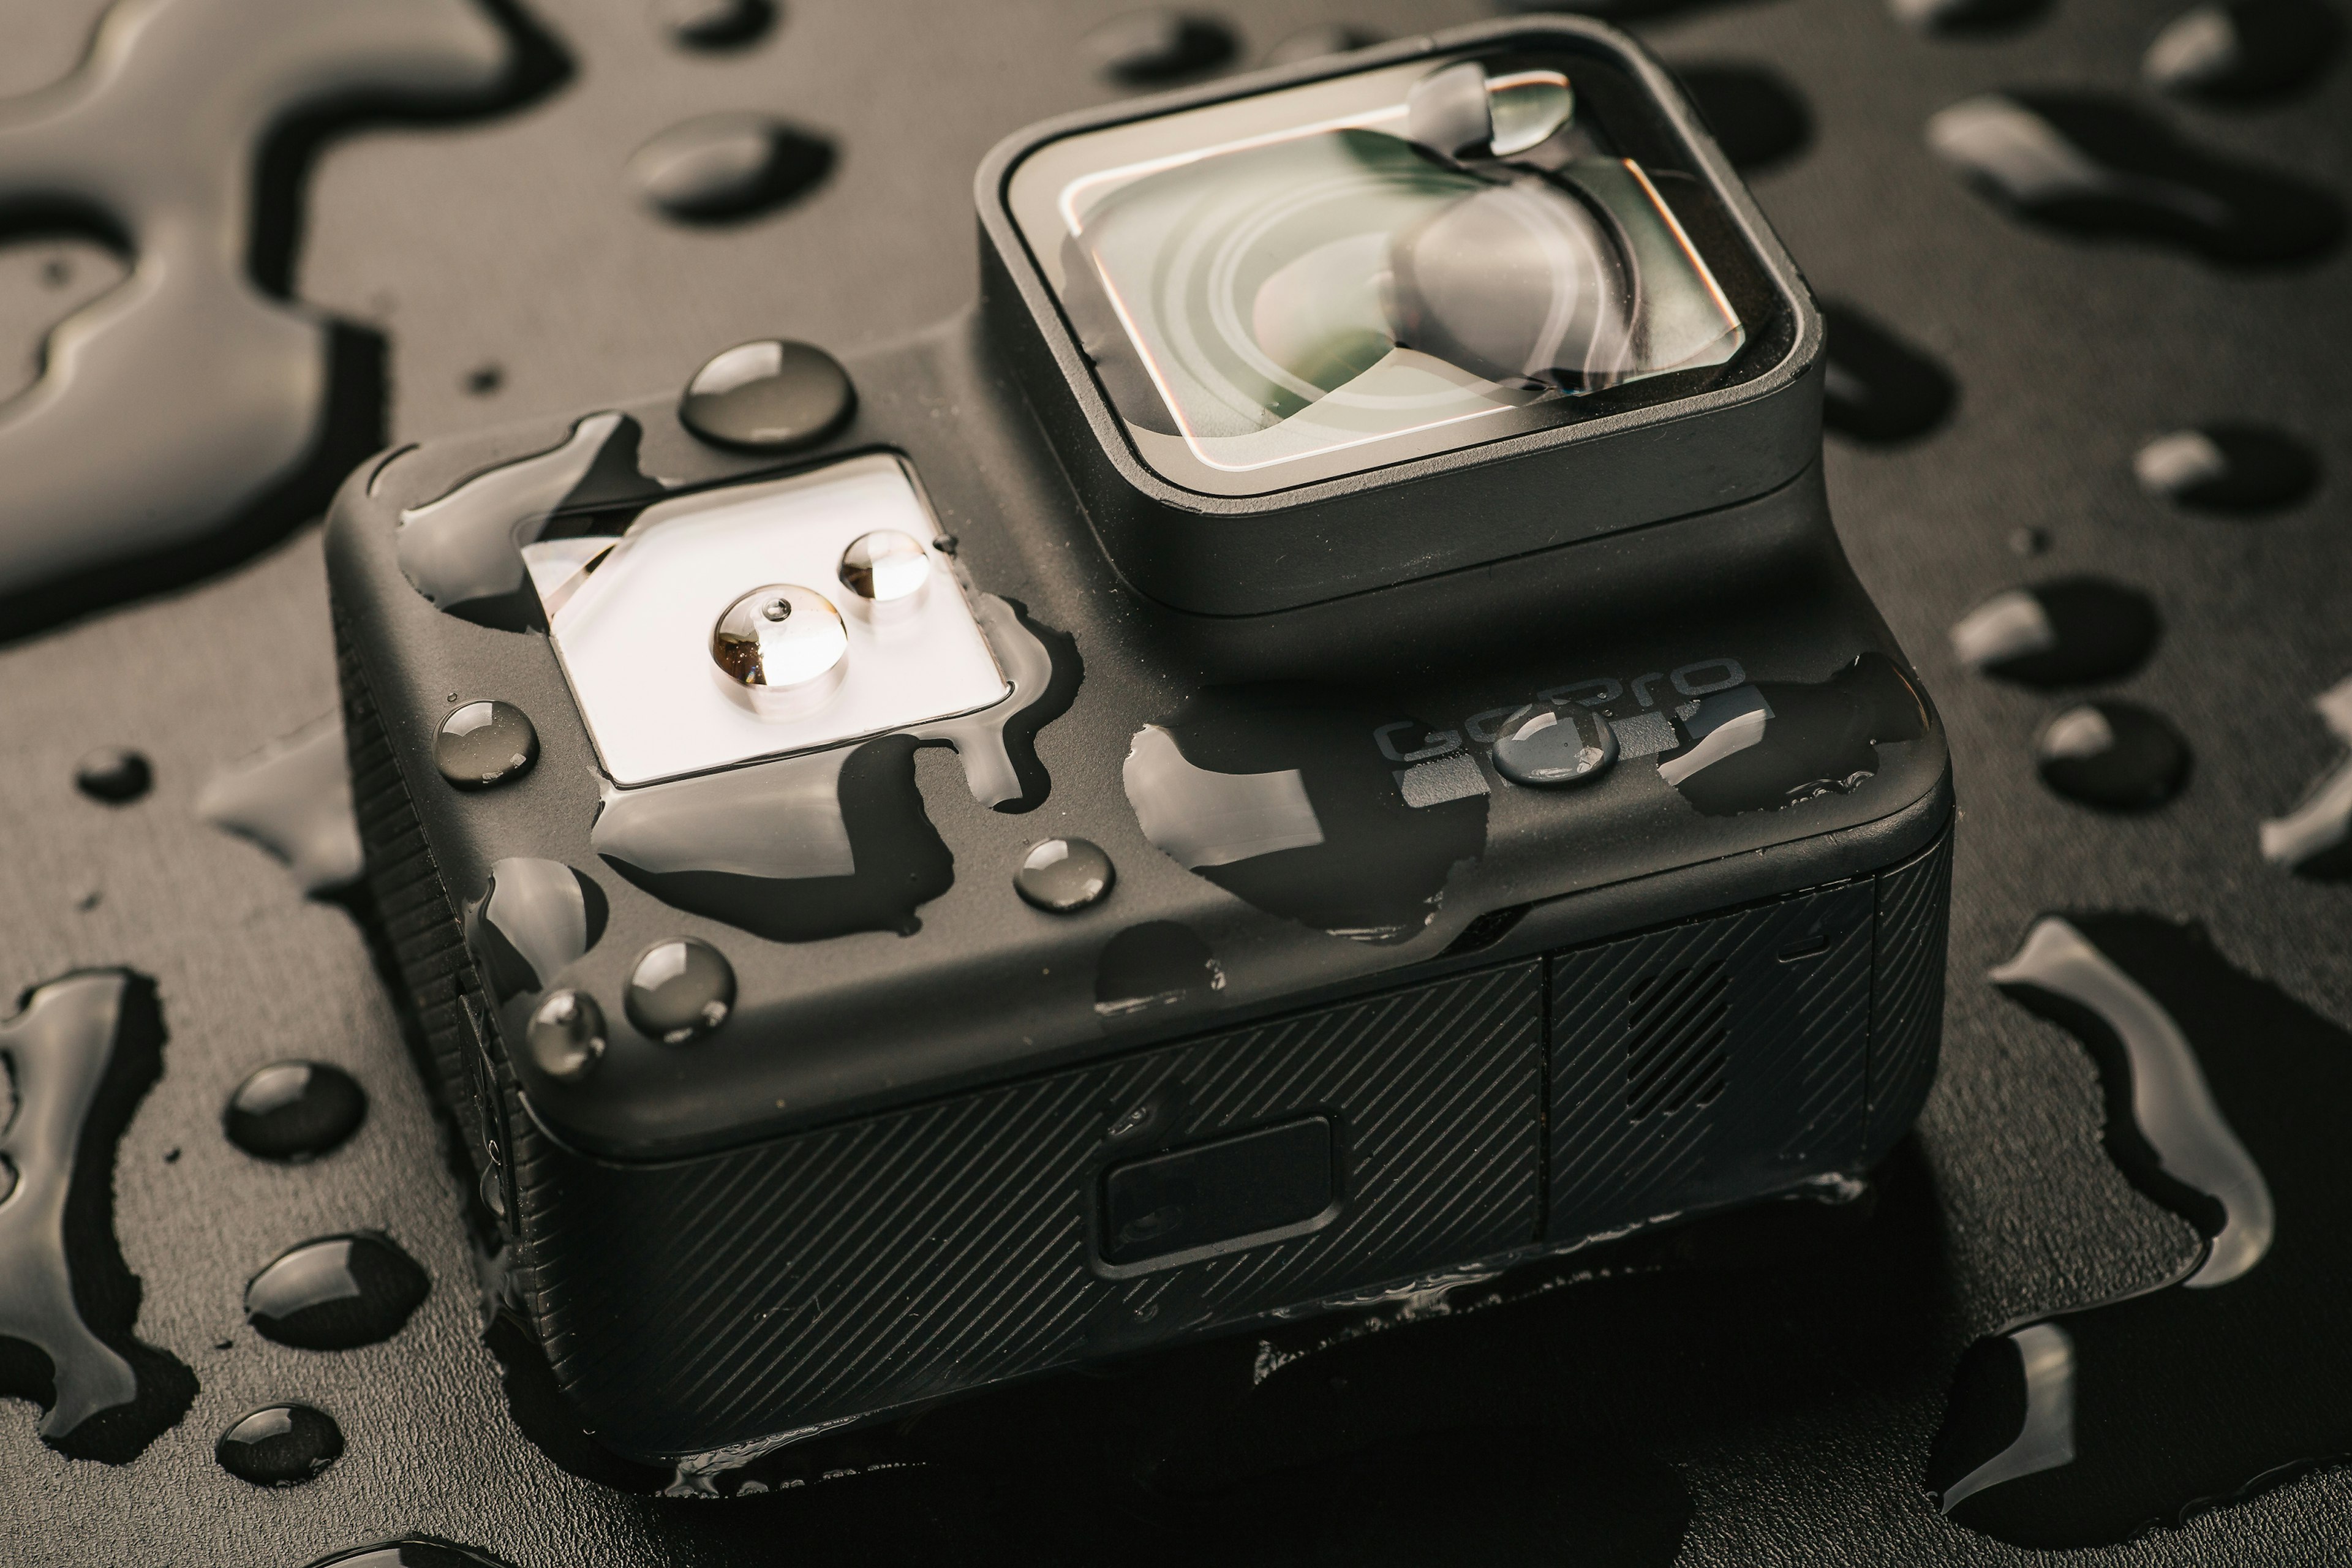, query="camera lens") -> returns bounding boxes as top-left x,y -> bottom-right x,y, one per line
1014,51 -> 1746,493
